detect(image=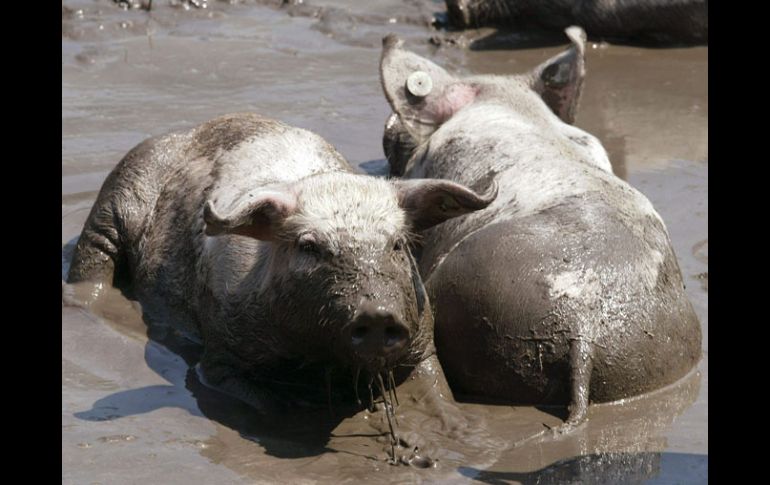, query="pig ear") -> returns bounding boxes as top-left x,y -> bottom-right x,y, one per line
203,189 -> 297,241
380,34 -> 478,142
529,26 -> 587,125
394,179 -> 498,231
